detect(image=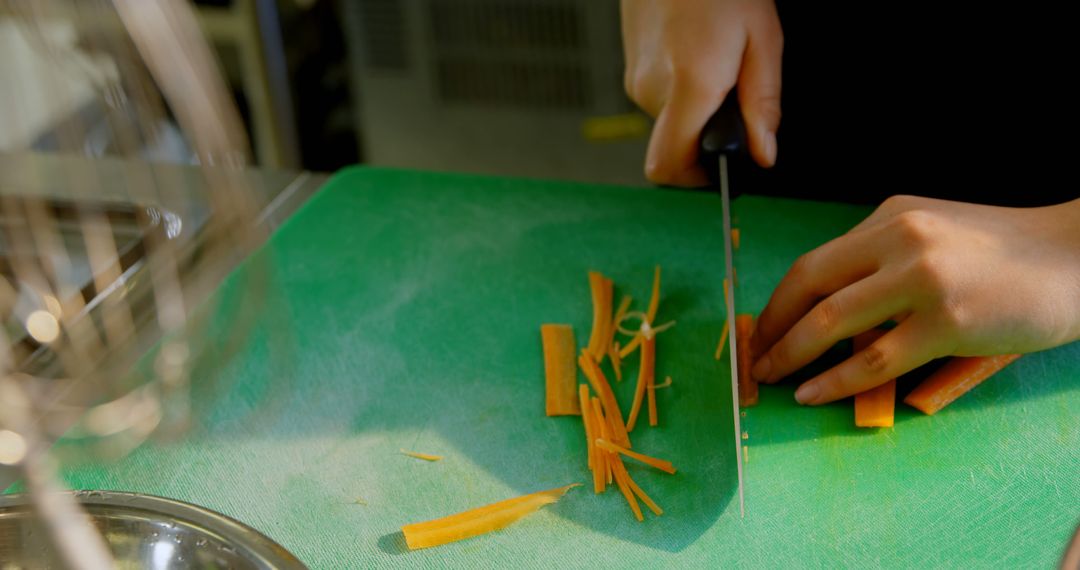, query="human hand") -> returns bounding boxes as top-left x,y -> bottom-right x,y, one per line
621,0 -> 783,186
750,195 -> 1080,405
